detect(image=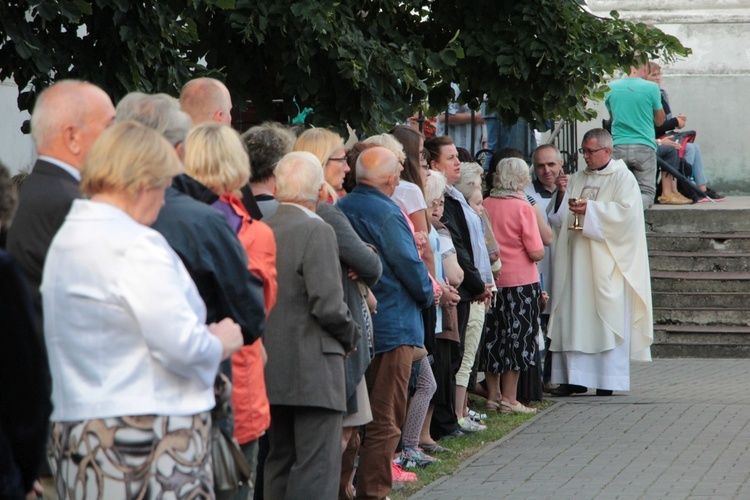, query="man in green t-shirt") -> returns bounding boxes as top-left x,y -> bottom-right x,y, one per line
605,63 -> 665,209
